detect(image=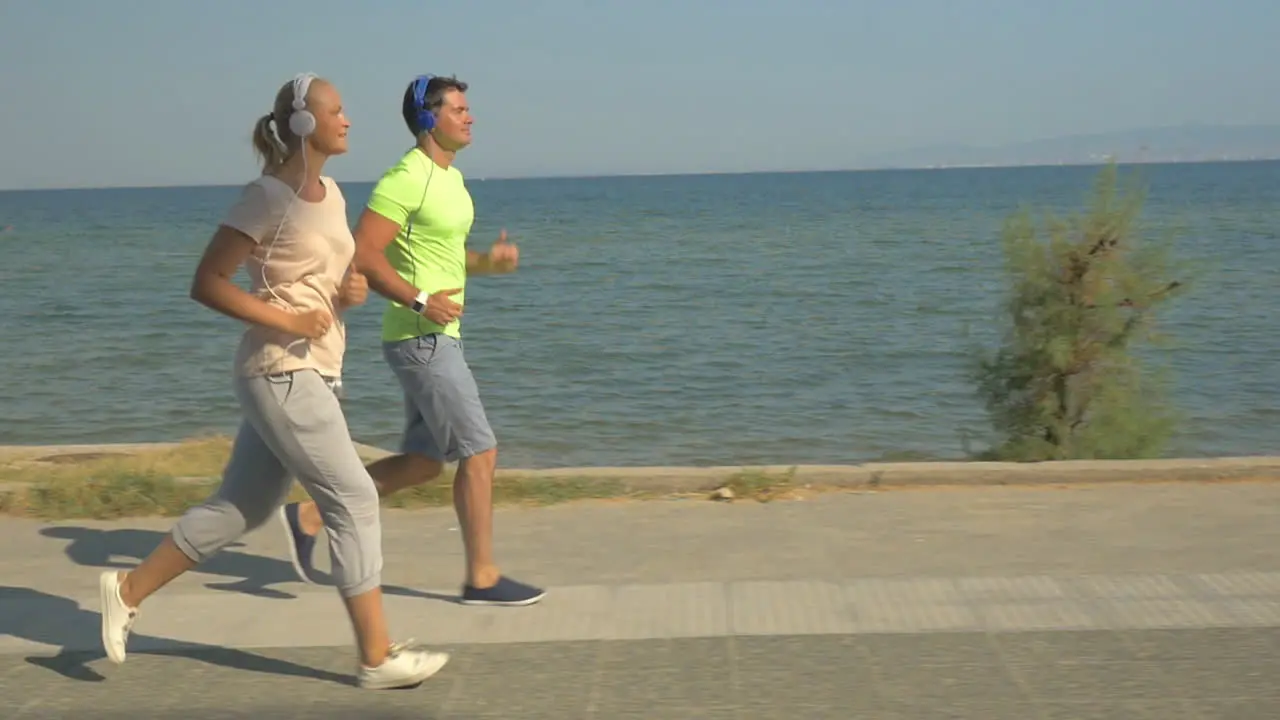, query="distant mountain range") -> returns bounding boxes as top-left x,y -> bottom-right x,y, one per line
857,124 -> 1280,169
